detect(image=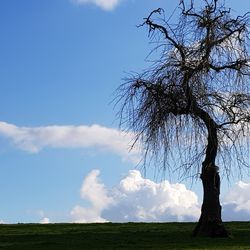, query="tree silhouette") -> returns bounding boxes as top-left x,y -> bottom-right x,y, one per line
116,0 -> 250,237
